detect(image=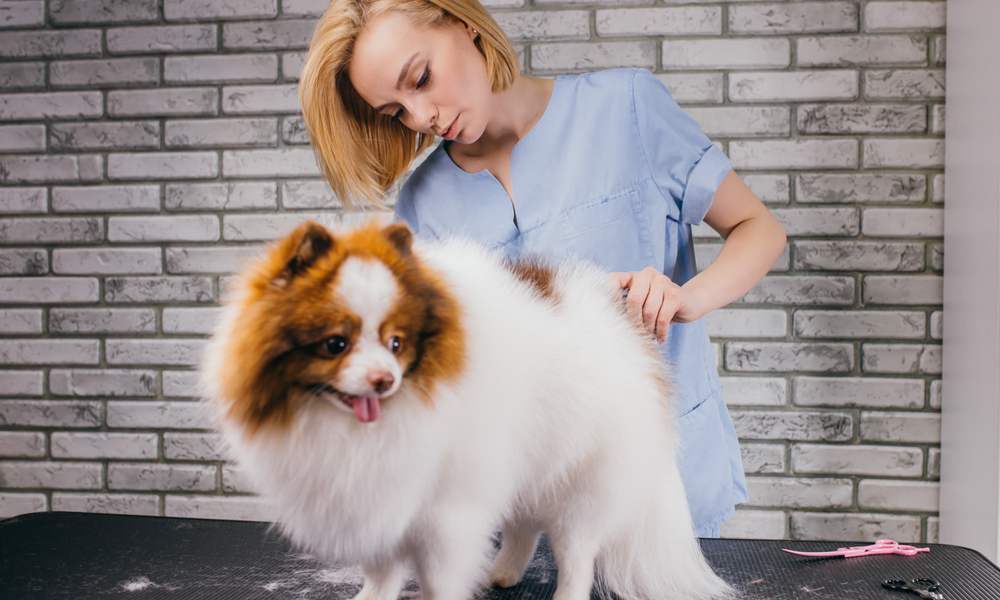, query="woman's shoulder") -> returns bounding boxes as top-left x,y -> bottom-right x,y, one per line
560,67 -> 651,101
